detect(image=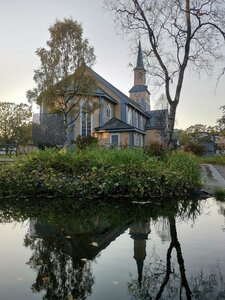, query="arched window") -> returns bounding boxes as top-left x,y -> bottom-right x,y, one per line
81,103 -> 92,136
106,104 -> 111,118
